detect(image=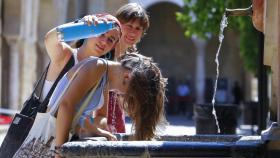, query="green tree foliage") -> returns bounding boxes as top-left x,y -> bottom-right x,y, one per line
176,0 -> 259,74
